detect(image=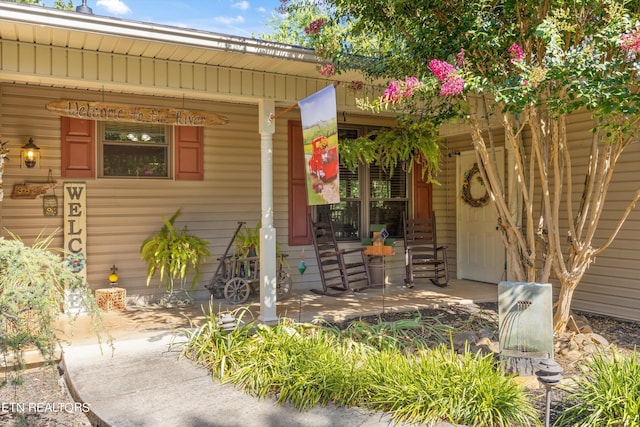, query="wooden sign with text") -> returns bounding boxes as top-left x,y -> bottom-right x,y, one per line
47,100 -> 229,126
64,182 -> 88,313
